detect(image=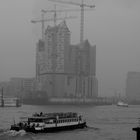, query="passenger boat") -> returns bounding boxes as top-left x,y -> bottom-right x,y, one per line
10,112 -> 87,133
